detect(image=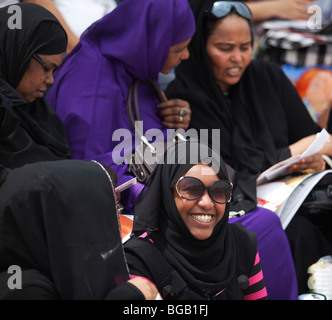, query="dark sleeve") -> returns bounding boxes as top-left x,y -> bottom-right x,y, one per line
276,146 -> 292,162
105,282 -> 145,300
125,246 -> 155,282
243,252 -> 268,300
0,98 -> 71,169
0,269 -> 59,300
